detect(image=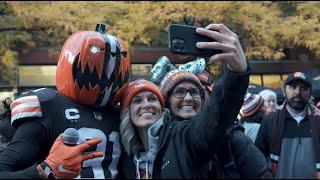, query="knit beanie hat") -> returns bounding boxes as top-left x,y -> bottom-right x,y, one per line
159,69 -> 204,101
120,79 -> 165,113
240,92 -> 264,118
